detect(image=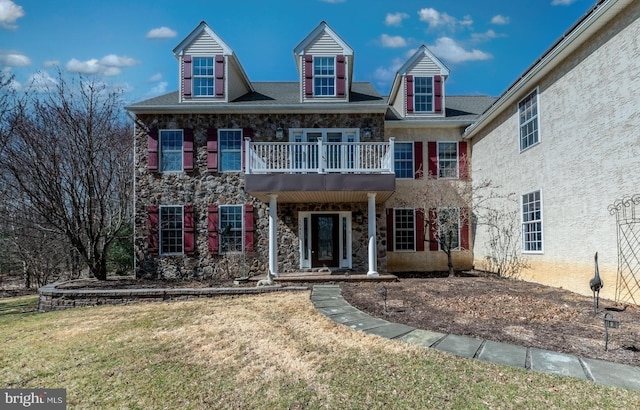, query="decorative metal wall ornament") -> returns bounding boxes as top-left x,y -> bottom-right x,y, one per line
608,194 -> 640,304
